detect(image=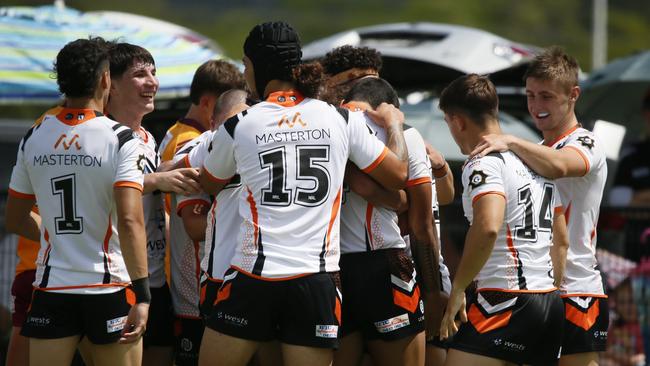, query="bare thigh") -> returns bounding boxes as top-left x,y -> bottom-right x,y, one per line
198,327 -> 259,366
366,331 -> 425,366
